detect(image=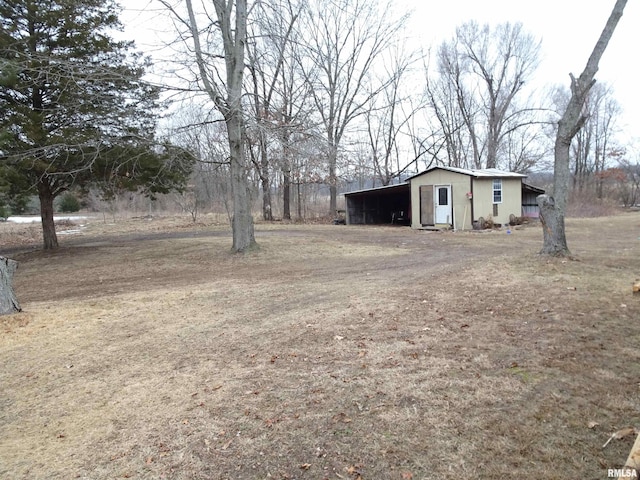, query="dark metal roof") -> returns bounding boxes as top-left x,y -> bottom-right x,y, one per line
522,182 -> 545,194
342,183 -> 410,197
